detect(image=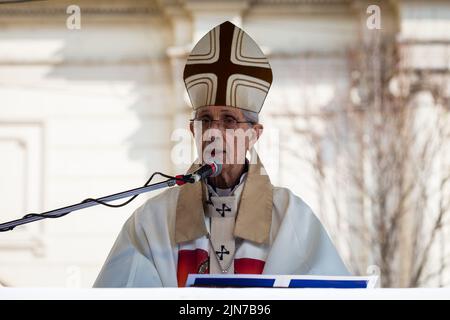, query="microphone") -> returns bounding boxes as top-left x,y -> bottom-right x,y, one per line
176,161 -> 222,185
